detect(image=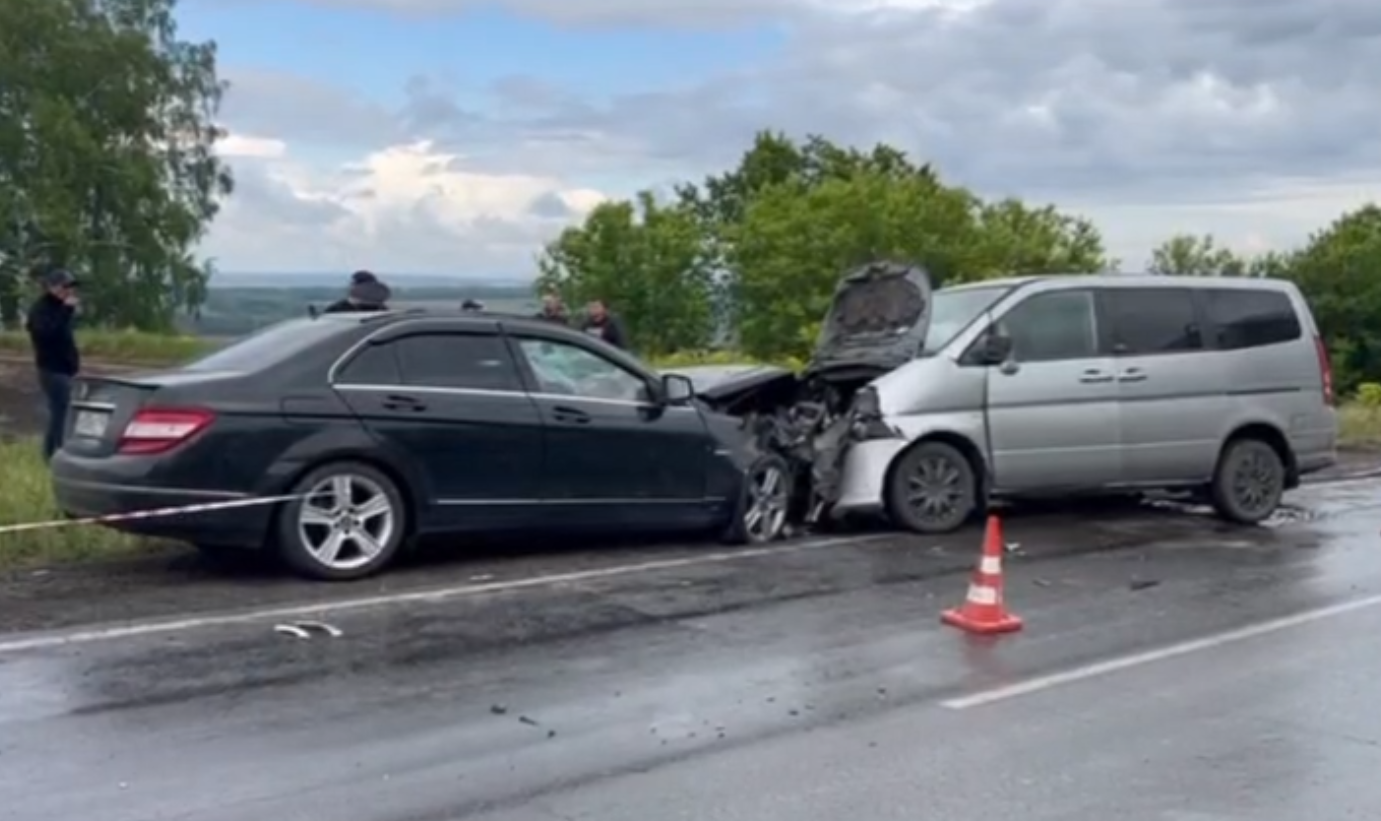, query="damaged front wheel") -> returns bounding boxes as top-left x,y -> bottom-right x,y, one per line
721,454 -> 794,545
